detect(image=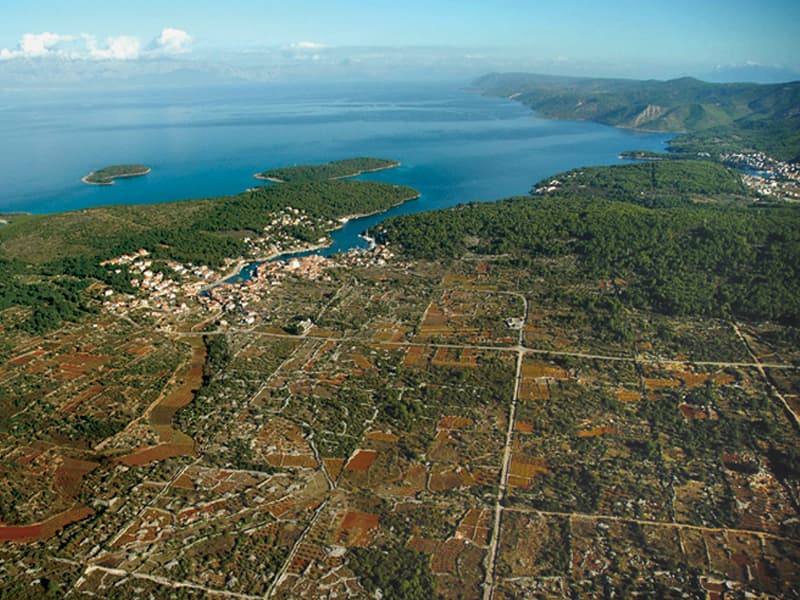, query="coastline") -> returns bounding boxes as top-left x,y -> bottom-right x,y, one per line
0,212 -> 31,227
252,175 -> 287,183
206,189 -> 421,288
335,190 -> 421,223
331,160 -> 402,180
81,167 -> 152,186
497,93 -> 683,137
202,241 -> 331,292
252,160 -> 401,183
